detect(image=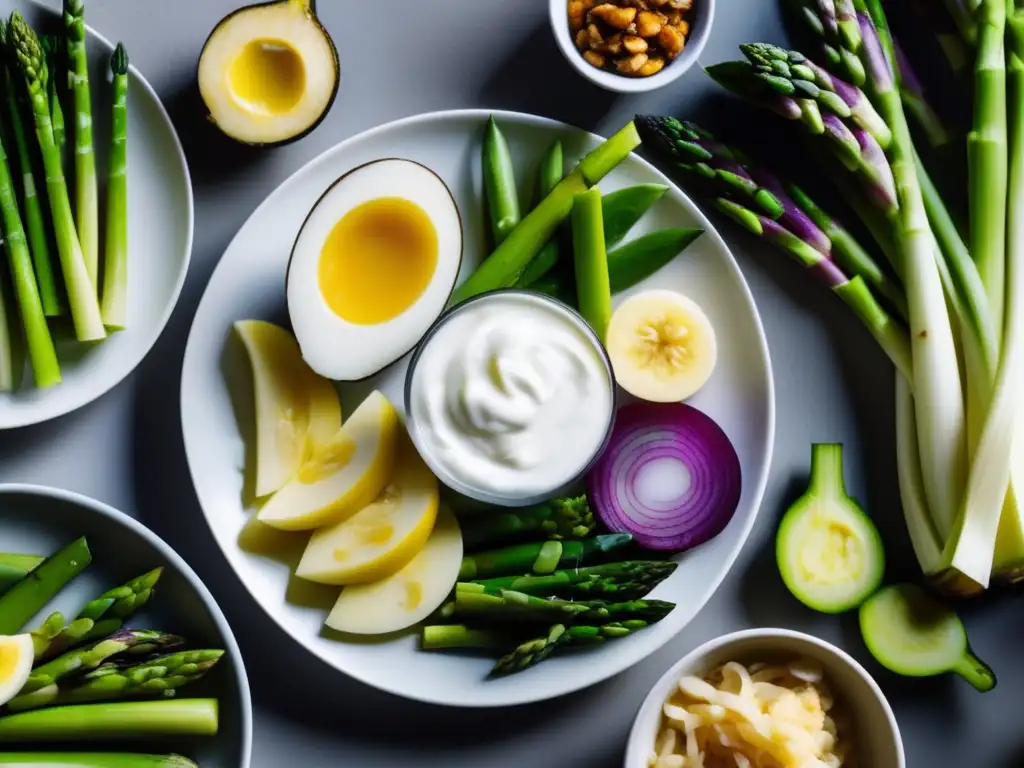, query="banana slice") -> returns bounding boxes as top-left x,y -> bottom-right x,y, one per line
605,289 -> 717,403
